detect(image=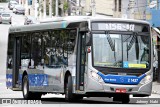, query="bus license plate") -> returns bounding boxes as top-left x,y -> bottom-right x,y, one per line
115,88 -> 126,93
